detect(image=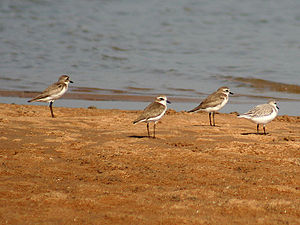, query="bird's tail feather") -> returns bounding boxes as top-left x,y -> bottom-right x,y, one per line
188,108 -> 199,113
133,118 -> 146,124
133,120 -> 141,124
27,98 -> 40,103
